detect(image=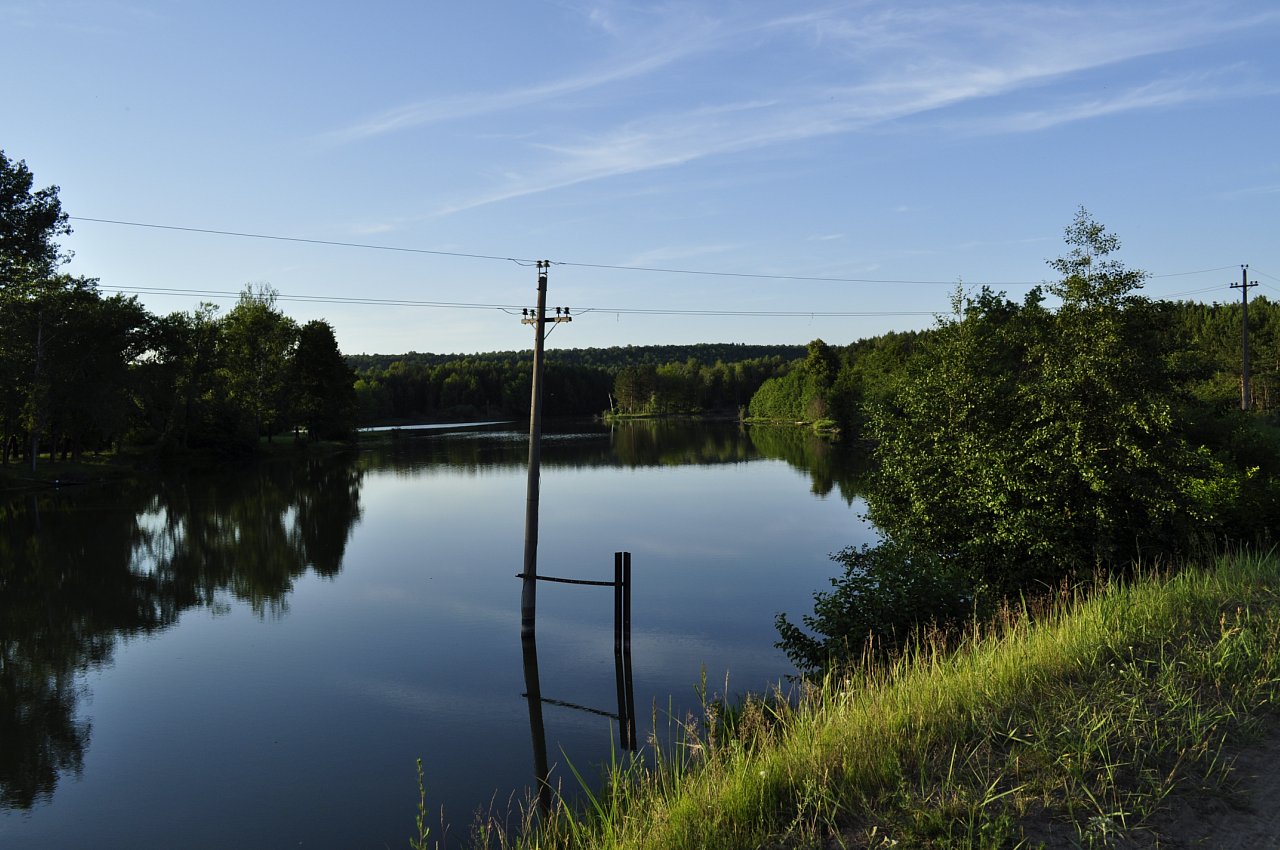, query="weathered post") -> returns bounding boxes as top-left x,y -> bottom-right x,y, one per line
613,552 -> 627,747
622,551 -> 635,748
612,551 -> 636,750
